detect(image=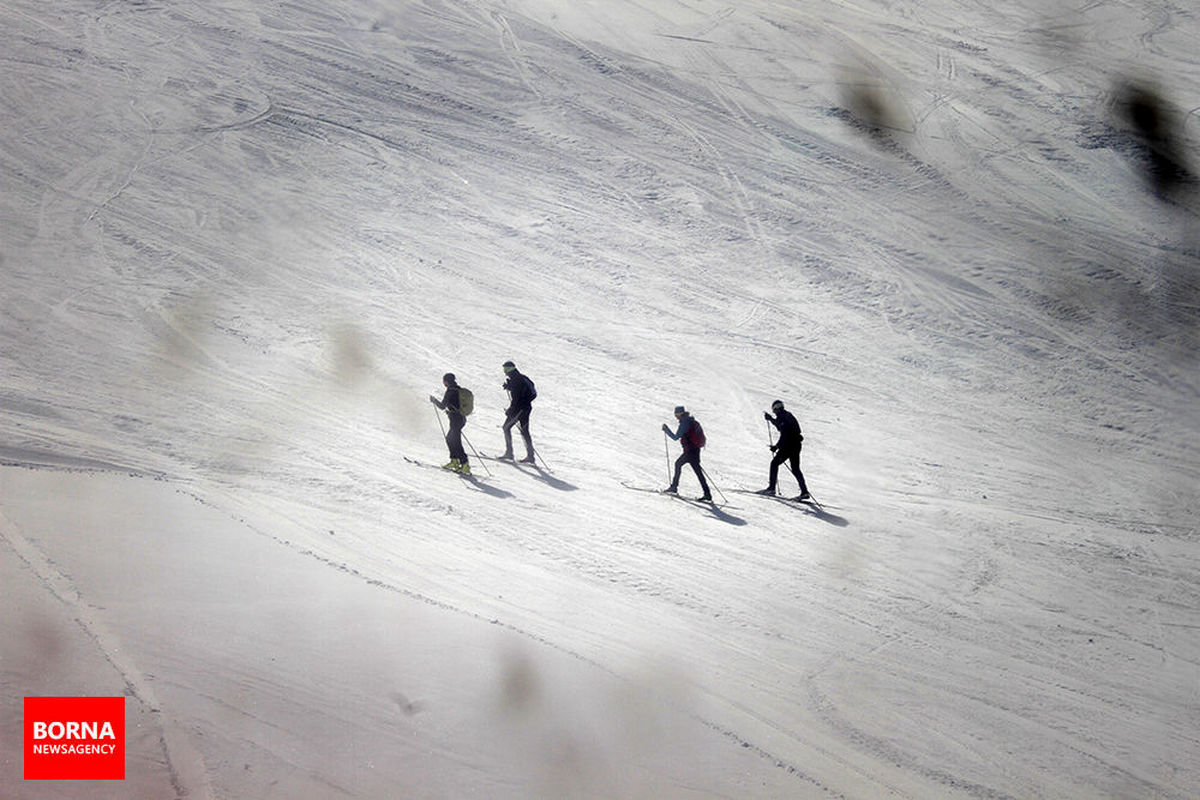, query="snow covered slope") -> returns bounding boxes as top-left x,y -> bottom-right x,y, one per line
2,0 -> 1198,797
